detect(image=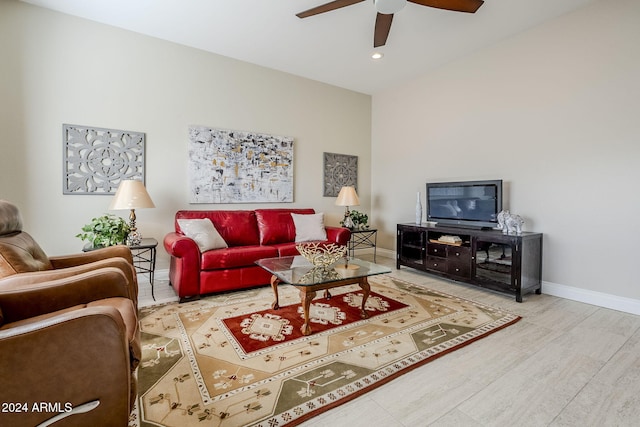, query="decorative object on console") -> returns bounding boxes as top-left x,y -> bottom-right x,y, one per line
497,210 -> 524,235
188,126 -> 293,203
415,191 -> 422,224
323,152 -> 358,197
62,124 -> 145,195
437,235 -> 462,245
336,186 -> 360,229
296,242 -> 347,267
76,214 -> 130,247
109,179 -> 155,246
